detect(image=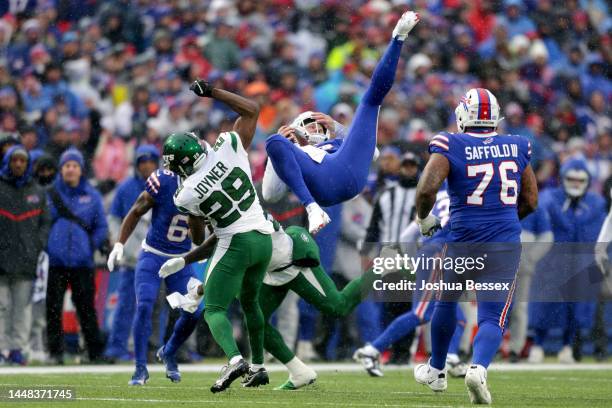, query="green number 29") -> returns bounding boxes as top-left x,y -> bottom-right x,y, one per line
199,167 -> 256,228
